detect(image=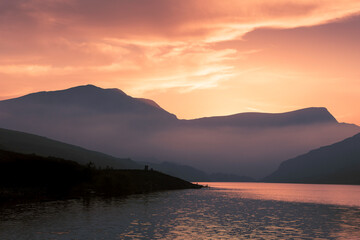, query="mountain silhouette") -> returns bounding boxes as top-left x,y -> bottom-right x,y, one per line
1,84 -> 175,119
5,85 -> 158,111
0,85 -> 359,178
263,133 -> 360,184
